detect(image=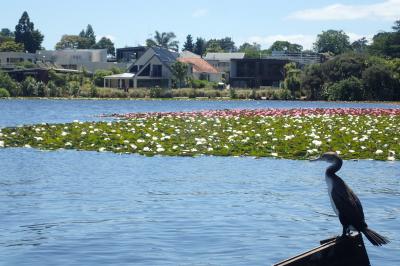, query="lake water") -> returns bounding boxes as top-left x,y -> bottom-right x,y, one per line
0,99 -> 399,265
